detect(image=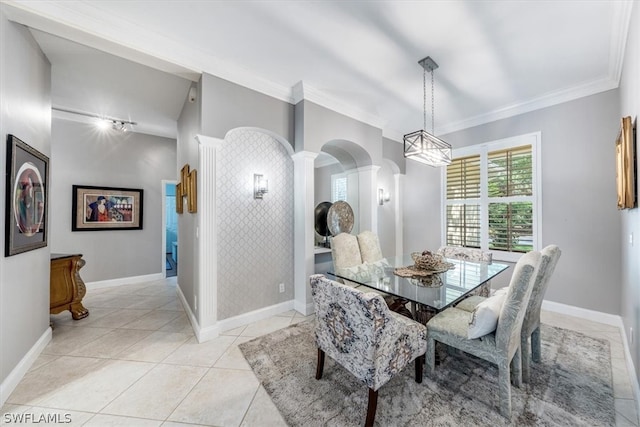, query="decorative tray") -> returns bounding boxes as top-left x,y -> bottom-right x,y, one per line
393,262 -> 455,278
